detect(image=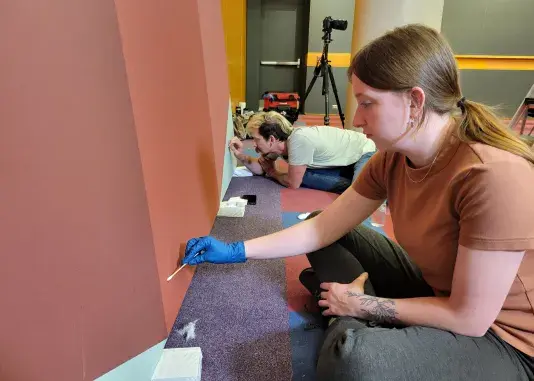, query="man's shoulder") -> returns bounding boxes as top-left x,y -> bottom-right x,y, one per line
290,125 -> 365,145
289,126 -> 317,142
291,126 -> 319,134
